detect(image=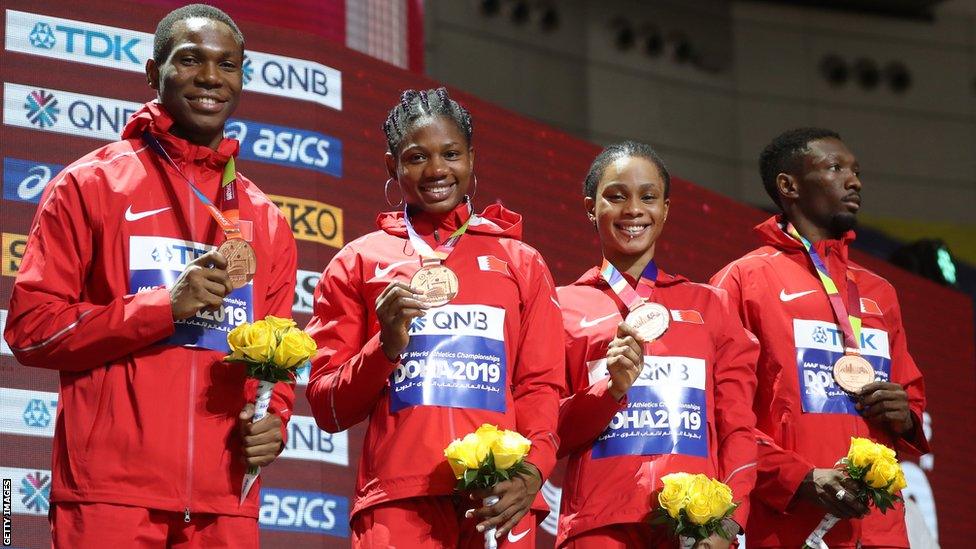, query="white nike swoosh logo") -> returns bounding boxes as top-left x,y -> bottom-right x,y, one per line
579,312 -> 618,328
507,528 -> 531,543
125,205 -> 171,222
374,260 -> 413,278
779,289 -> 816,302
